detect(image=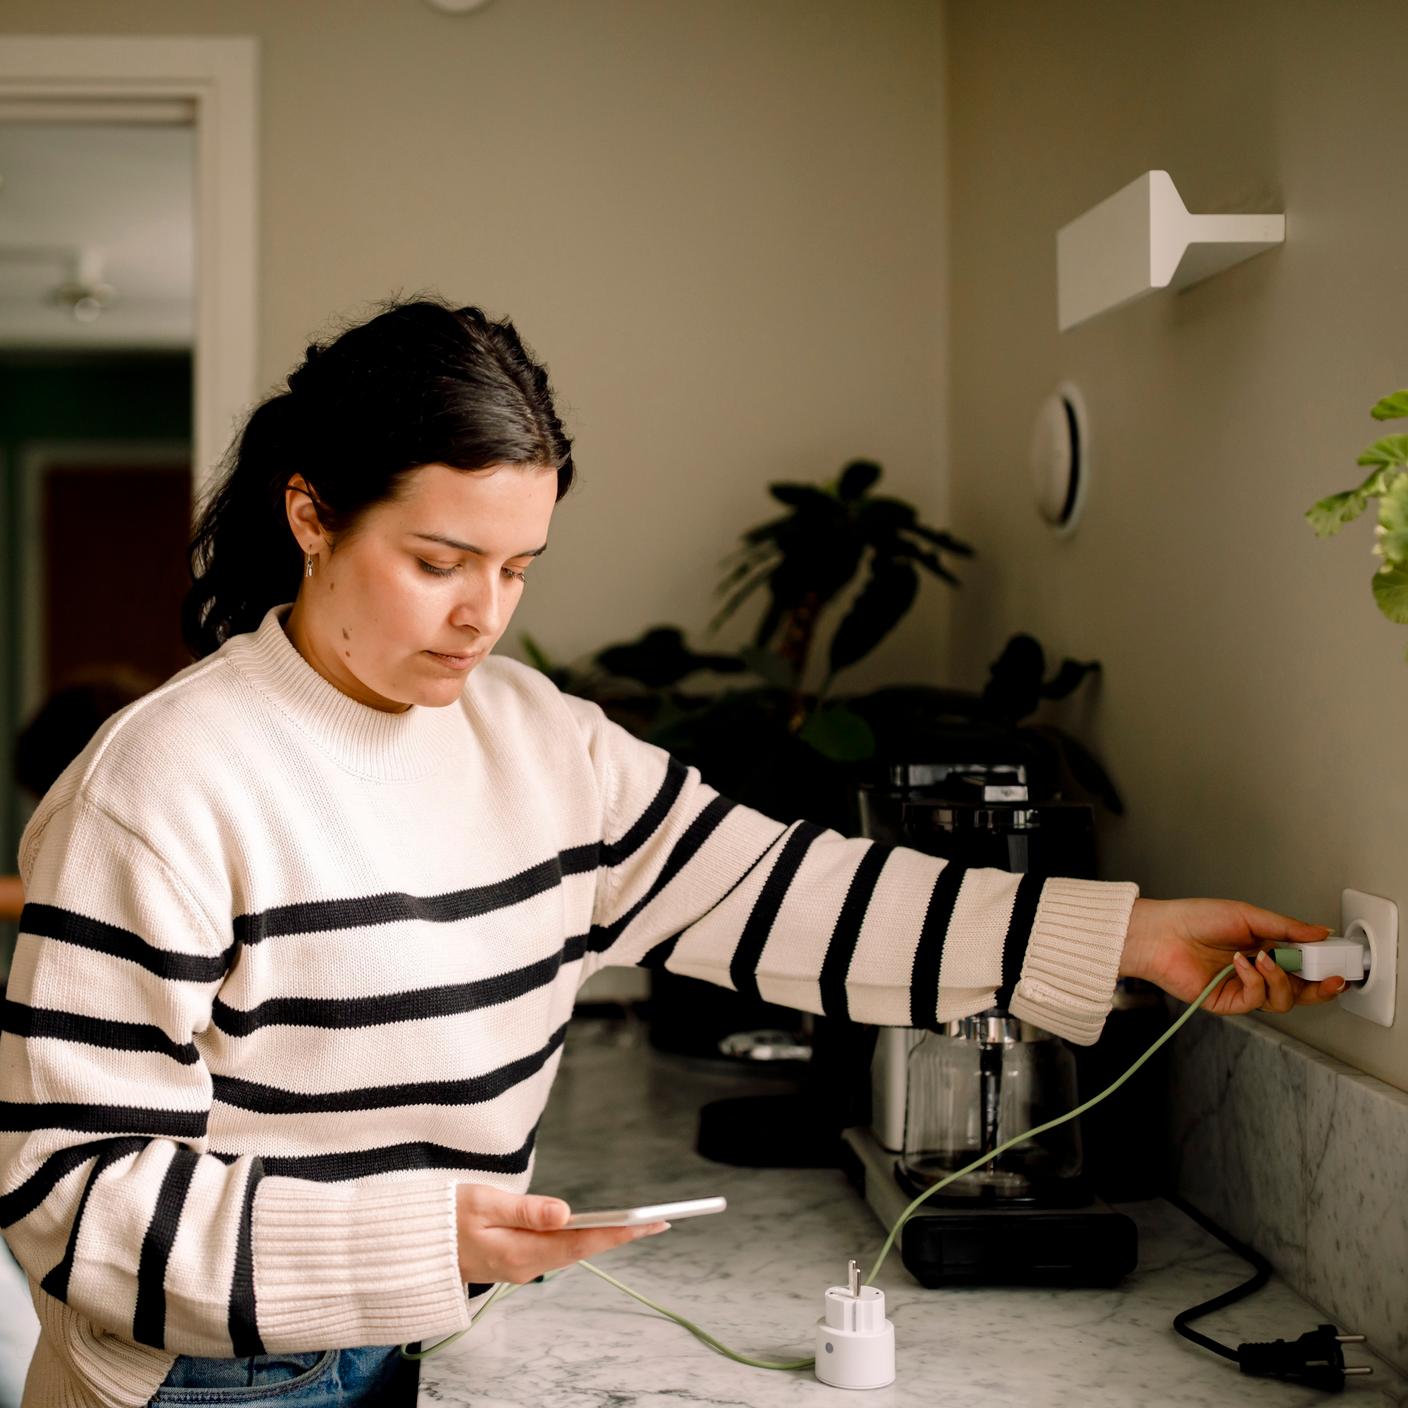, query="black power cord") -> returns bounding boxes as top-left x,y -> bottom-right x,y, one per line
1167,1193 -> 1373,1393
